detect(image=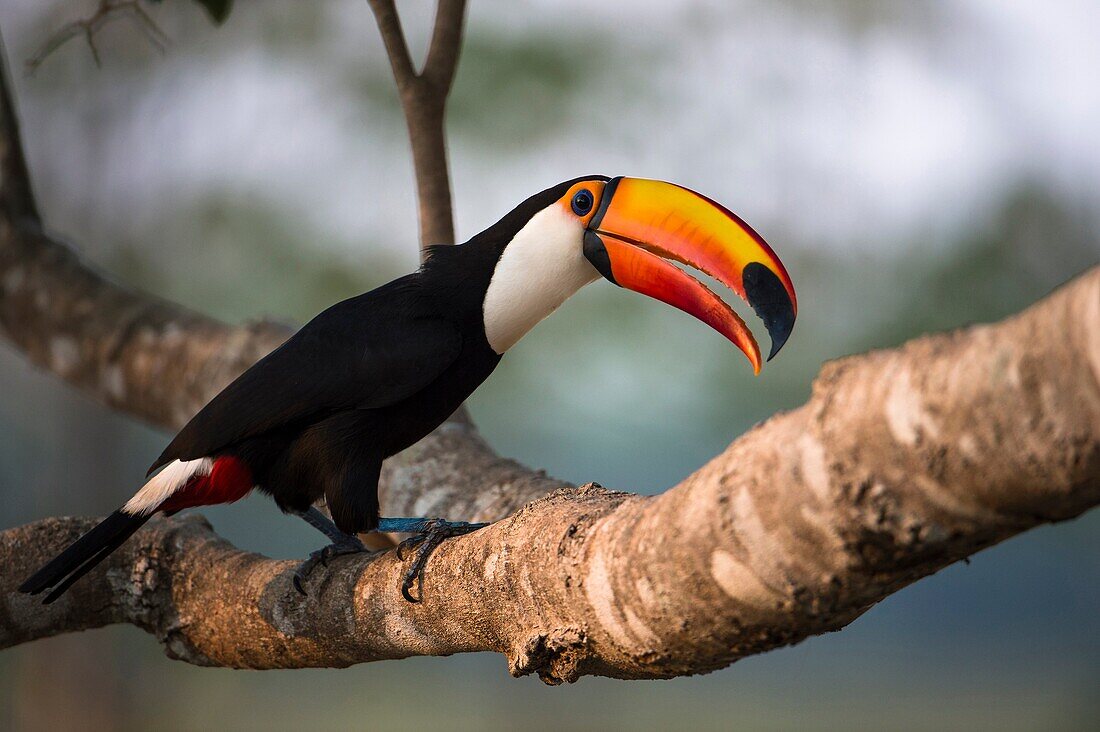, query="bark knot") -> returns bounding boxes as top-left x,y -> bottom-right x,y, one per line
508,627 -> 588,685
